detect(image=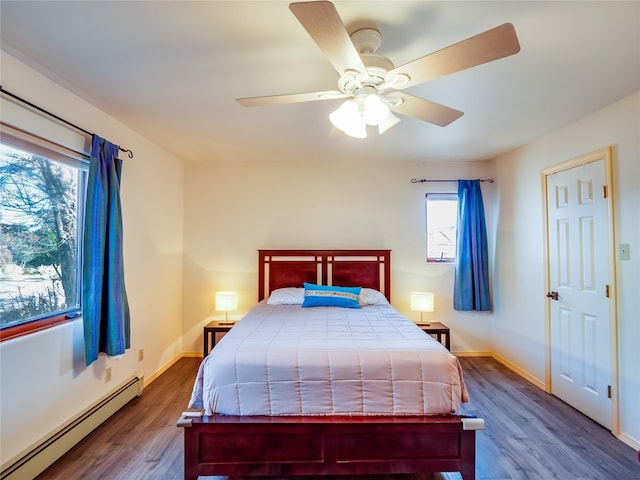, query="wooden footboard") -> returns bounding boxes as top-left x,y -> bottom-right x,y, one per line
177,414 -> 484,480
